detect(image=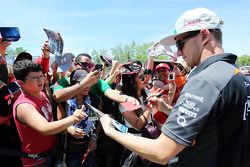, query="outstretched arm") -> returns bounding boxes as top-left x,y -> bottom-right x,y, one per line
16,103 -> 87,135
53,71 -> 99,102
100,115 -> 185,165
